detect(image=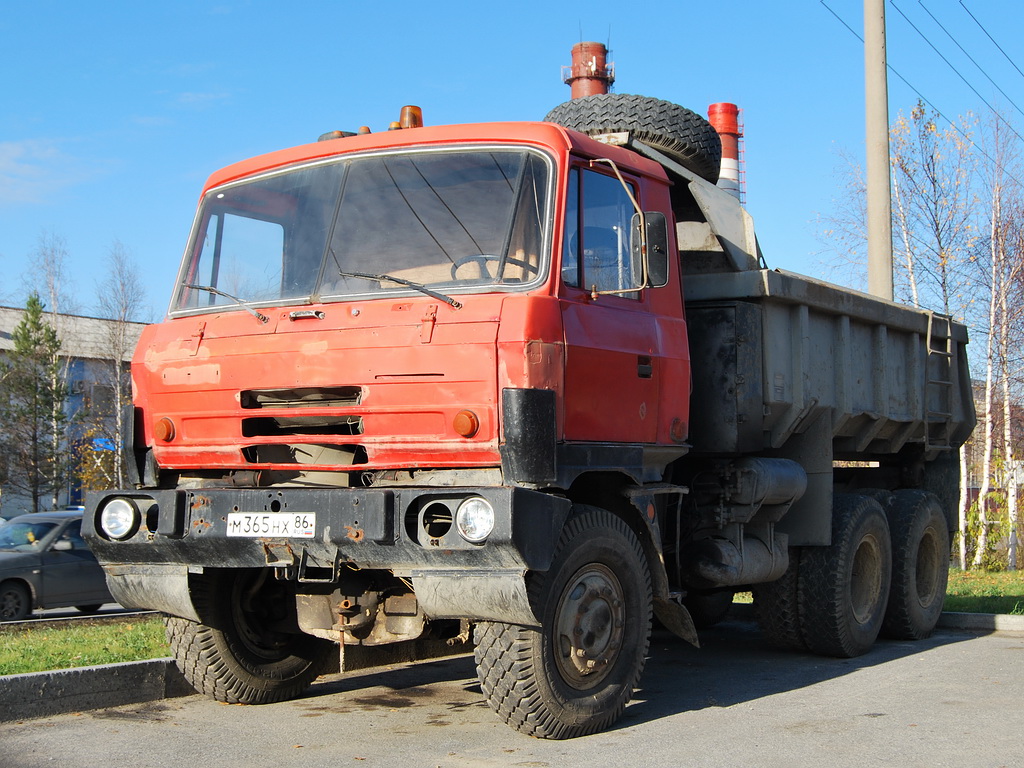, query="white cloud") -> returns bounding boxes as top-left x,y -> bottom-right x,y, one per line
0,139 -> 88,205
